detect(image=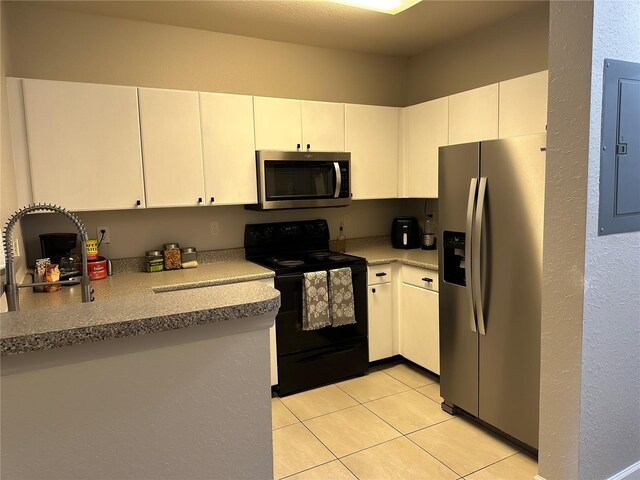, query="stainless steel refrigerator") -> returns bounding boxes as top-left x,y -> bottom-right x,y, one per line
438,134 -> 545,450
